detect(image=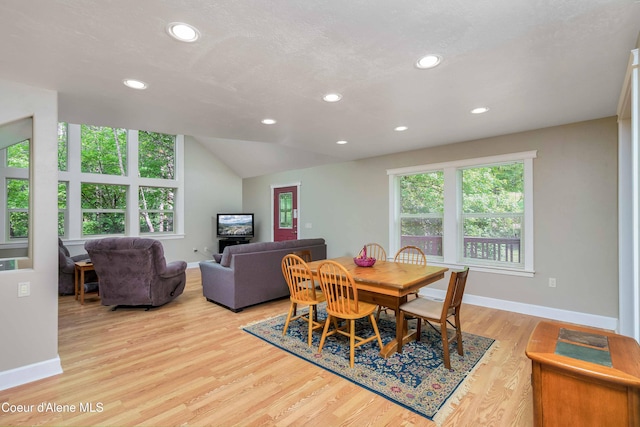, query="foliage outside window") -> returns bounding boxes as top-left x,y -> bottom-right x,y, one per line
58,122 -> 68,171
139,186 -> 175,233
6,141 -> 29,168
7,178 -> 29,239
461,162 -> 524,267
279,192 -> 293,228
81,125 -> 127,175
400,171 -> 444,257
138,131 -> 175,179
58,182 -> 67,237
81,183 -> 127,235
